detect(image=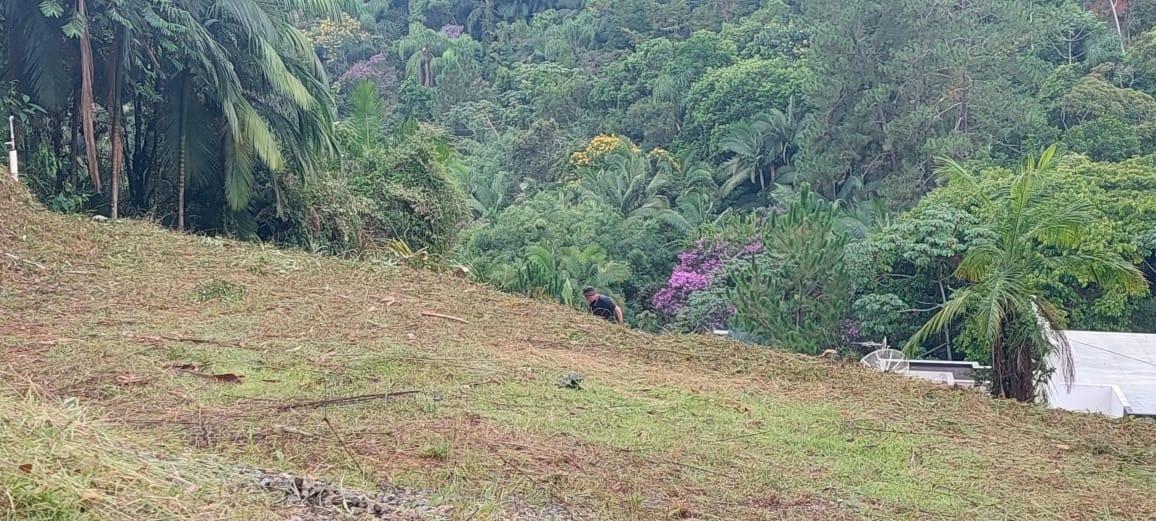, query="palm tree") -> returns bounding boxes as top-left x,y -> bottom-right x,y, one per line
338,80 -> 385,159
2,0 -> 340,228
502,243 -> 629,308
159,0 -> 340,228
905,146 -> 1147,401
577,151 -> 671,219
466,0 -> 498,41
397,24 -> 481,88
718,99 -> 805,198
